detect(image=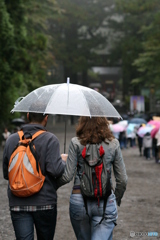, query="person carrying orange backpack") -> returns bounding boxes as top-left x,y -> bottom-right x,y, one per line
3,112 -> 66,240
